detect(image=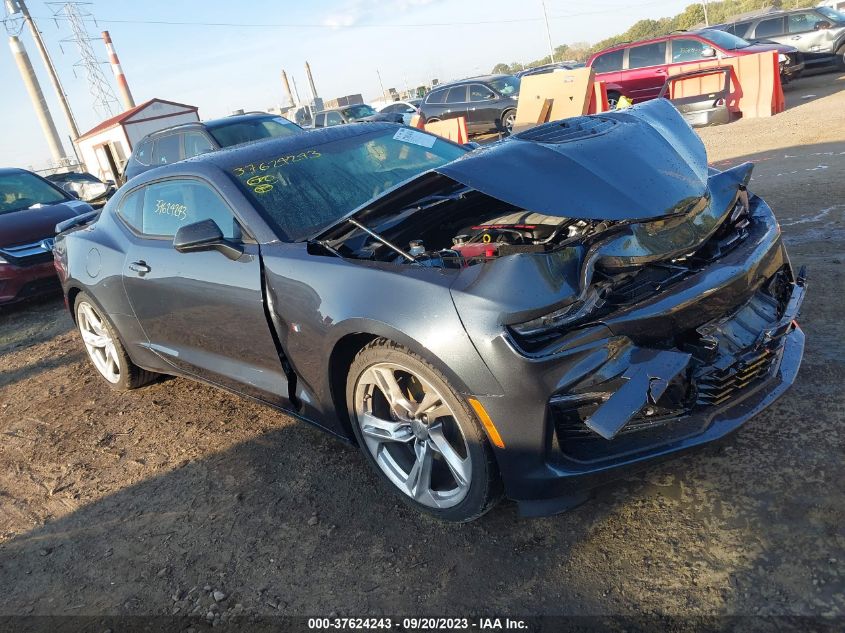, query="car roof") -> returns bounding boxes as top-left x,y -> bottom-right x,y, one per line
591,30 -> 723,58
141,122 -> 399,179
146,112 -> 292,137
432,74 -> 515,89
0,167 -> 30,176
316,105 -> 370,114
